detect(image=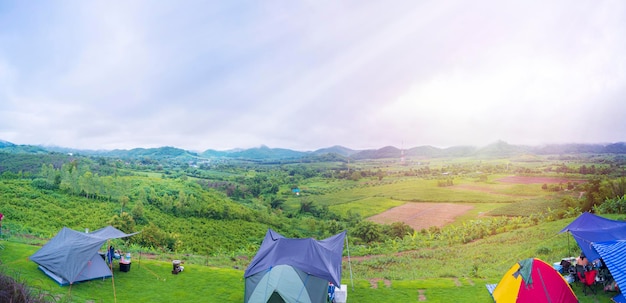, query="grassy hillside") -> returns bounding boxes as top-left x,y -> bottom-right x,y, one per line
1,151 -> 624,302
0,217 -> 618,302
